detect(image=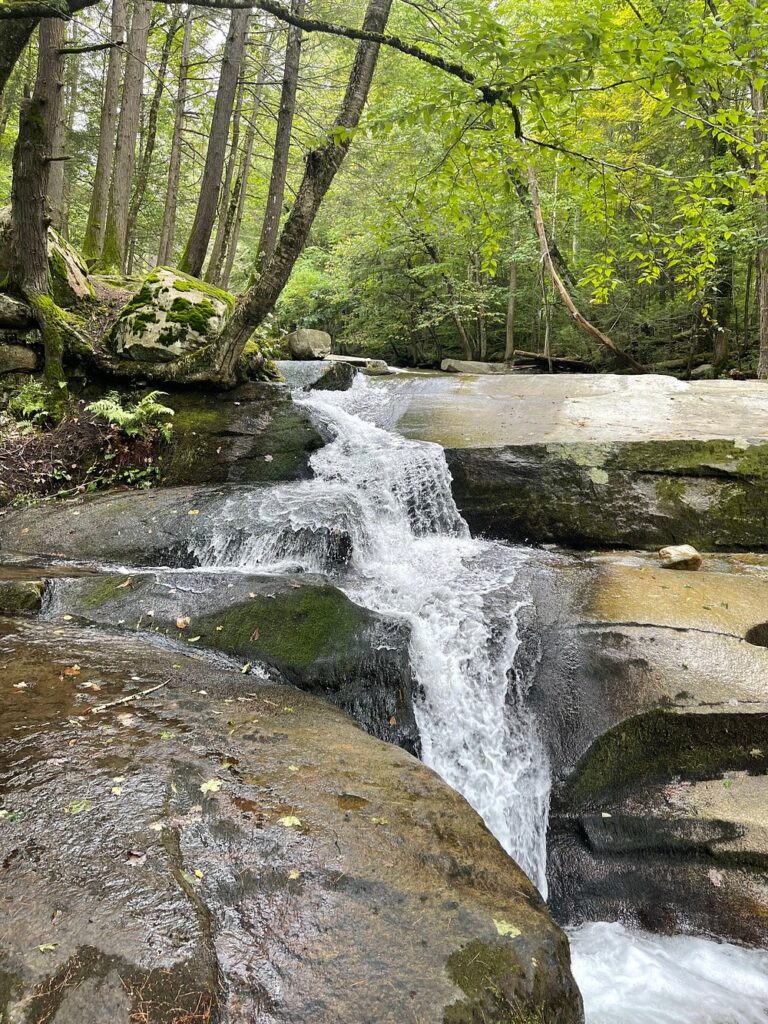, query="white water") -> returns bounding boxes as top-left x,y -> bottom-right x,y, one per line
195,375 -> 768,1023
